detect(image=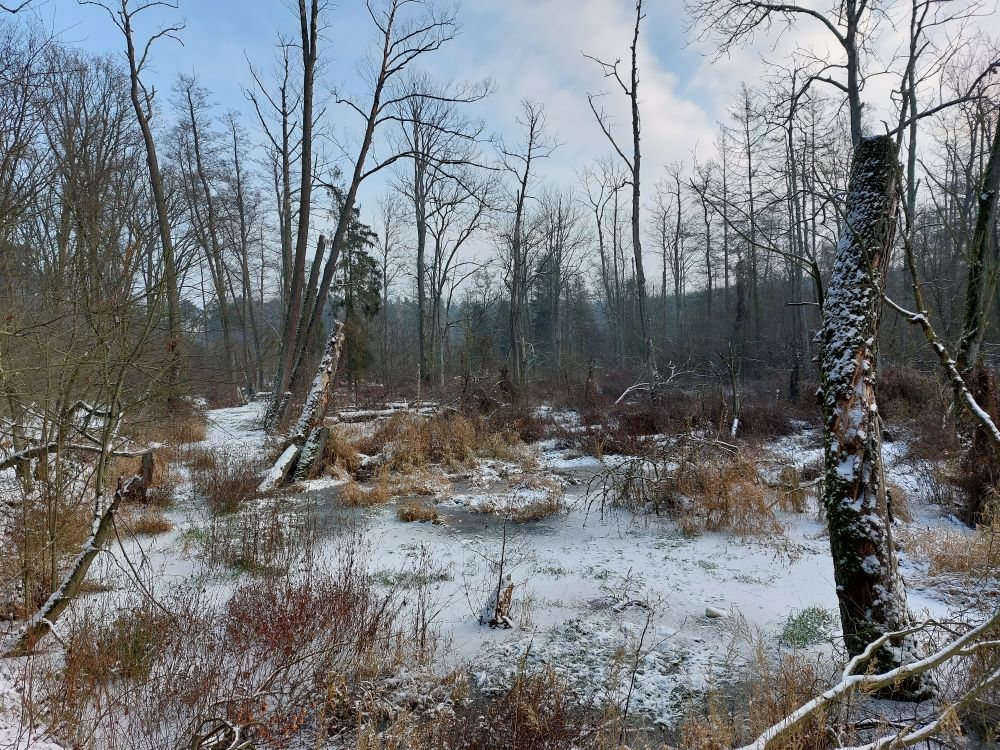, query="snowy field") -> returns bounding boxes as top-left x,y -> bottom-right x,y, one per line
0,402 -> 975,747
